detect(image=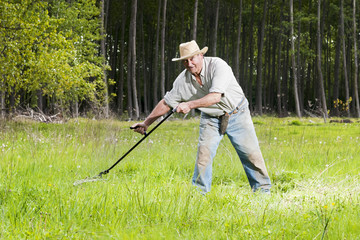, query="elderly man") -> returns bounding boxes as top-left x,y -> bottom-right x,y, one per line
132,40 -> 271,194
